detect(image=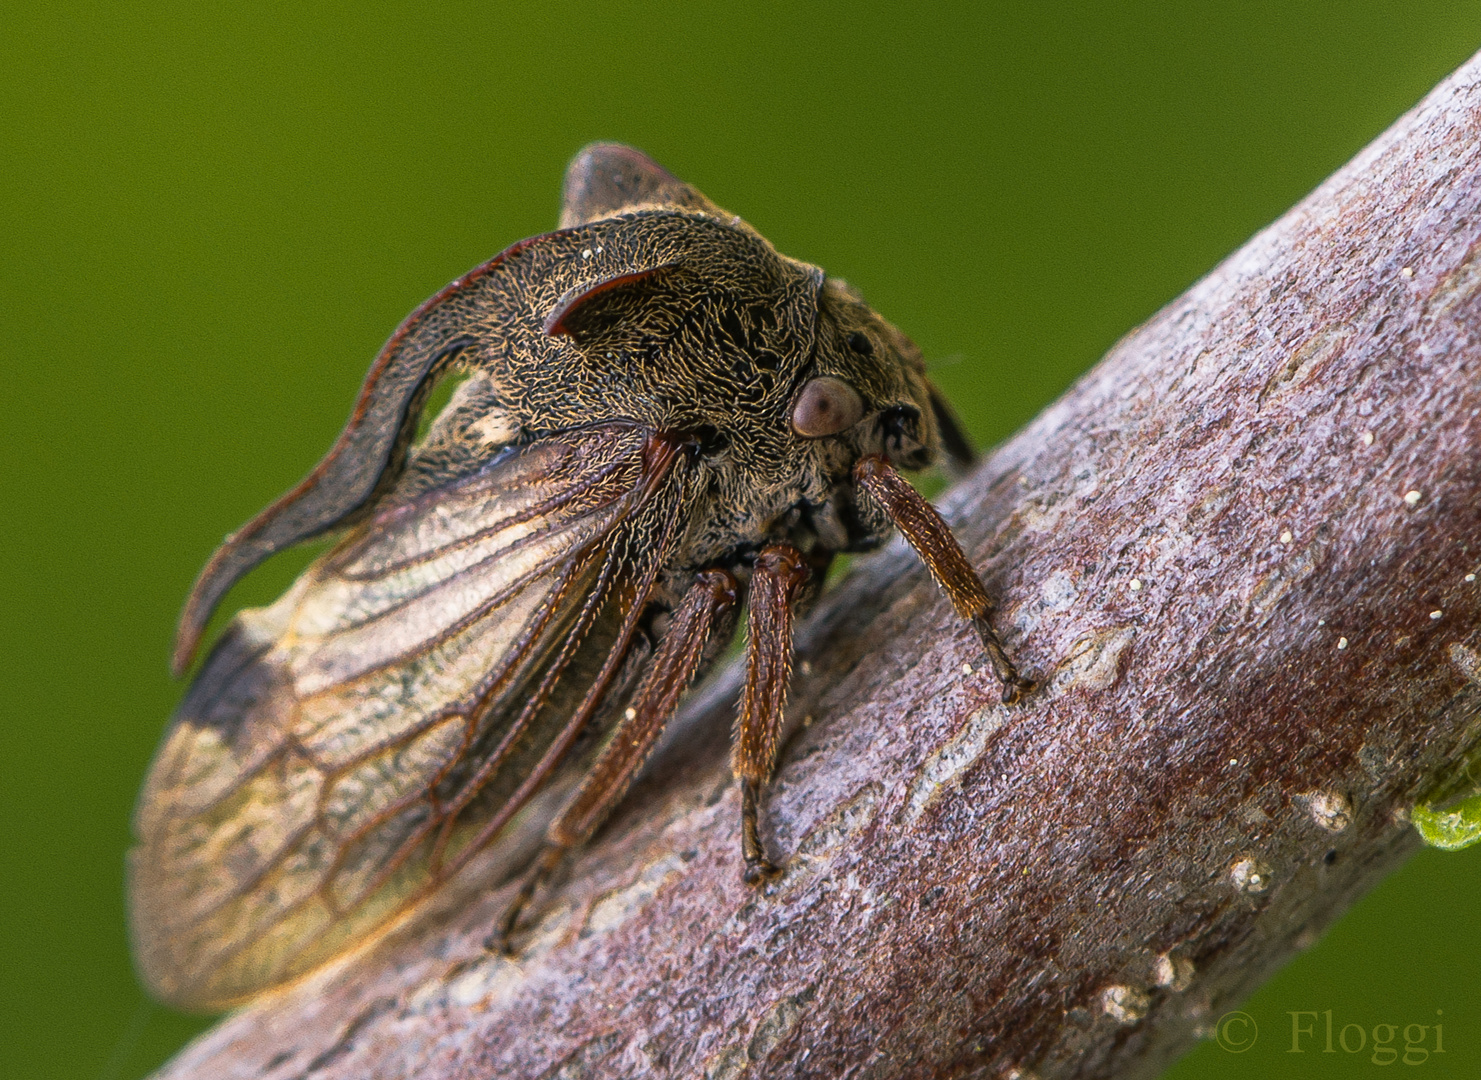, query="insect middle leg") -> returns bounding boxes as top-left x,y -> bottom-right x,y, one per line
733,542 -> 811,883
492,568 -> 738,950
